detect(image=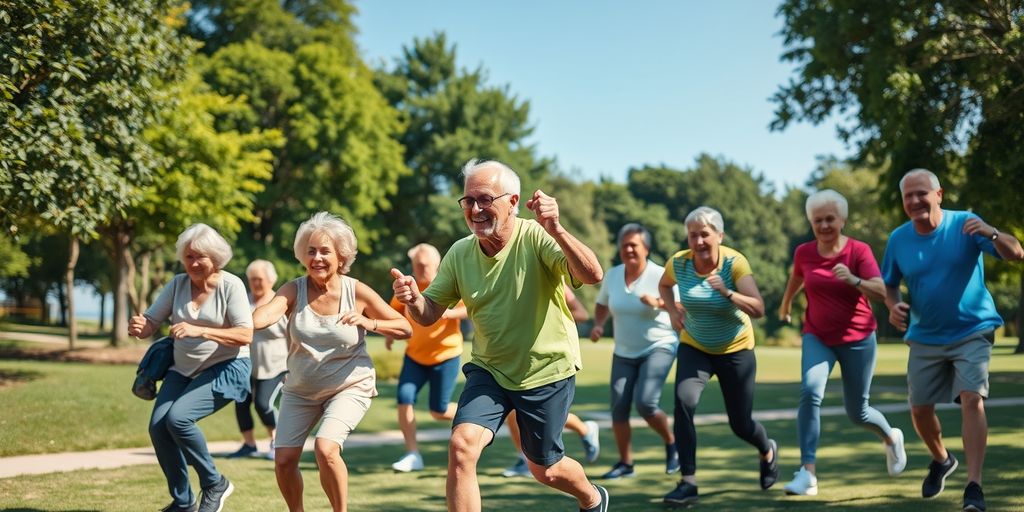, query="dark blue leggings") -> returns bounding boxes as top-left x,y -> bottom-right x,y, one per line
235,372 -> 285,432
